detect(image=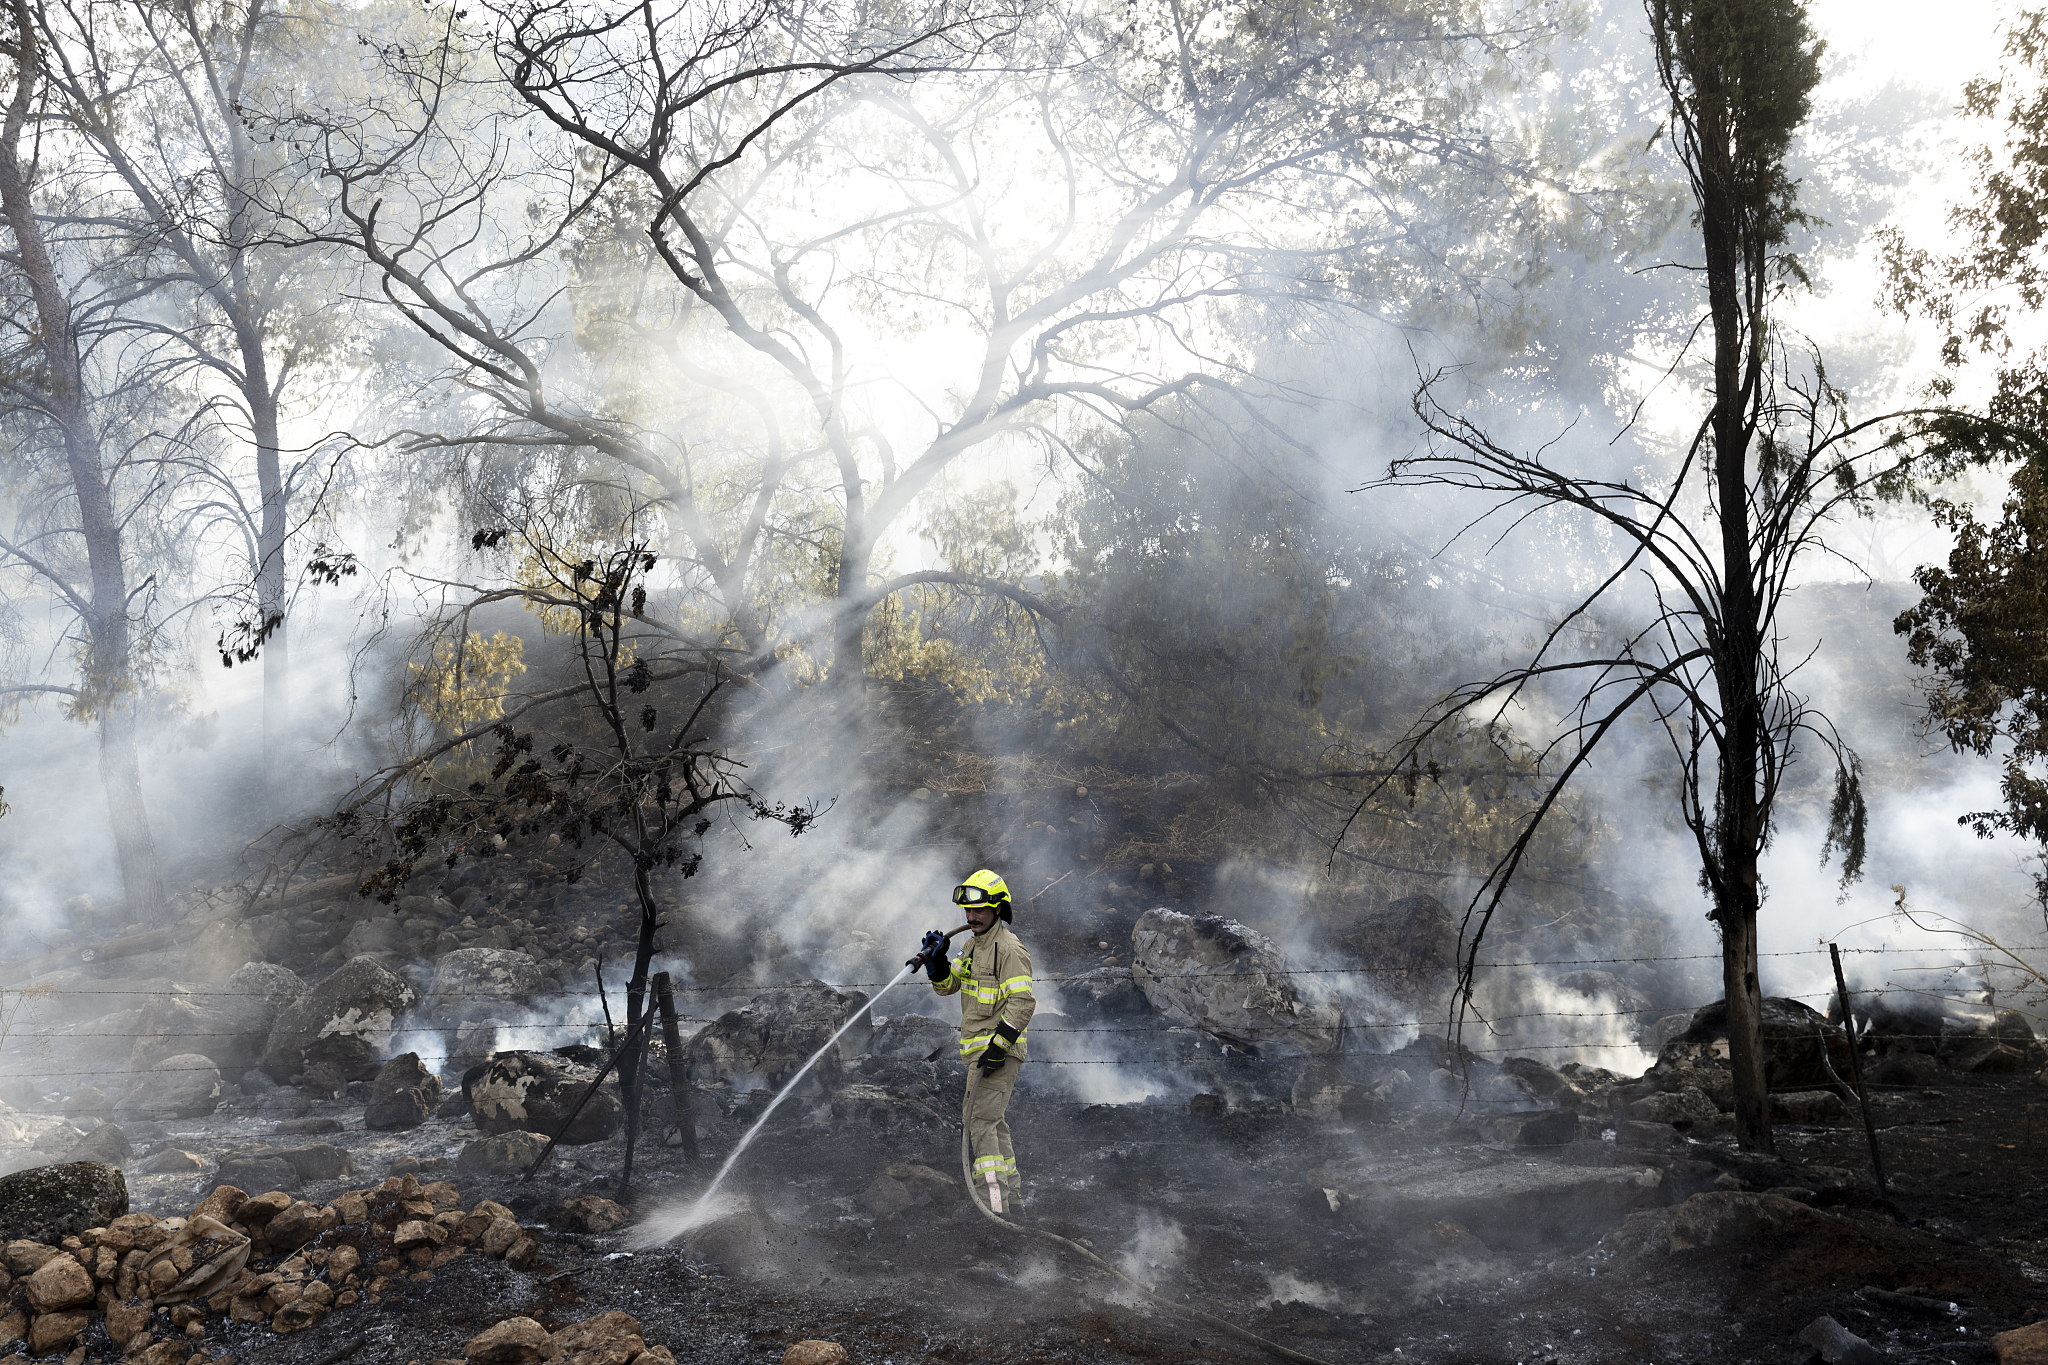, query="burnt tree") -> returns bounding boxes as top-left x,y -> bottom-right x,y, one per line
325,532 -> 812,1193
1349,0 -> 1956,1152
